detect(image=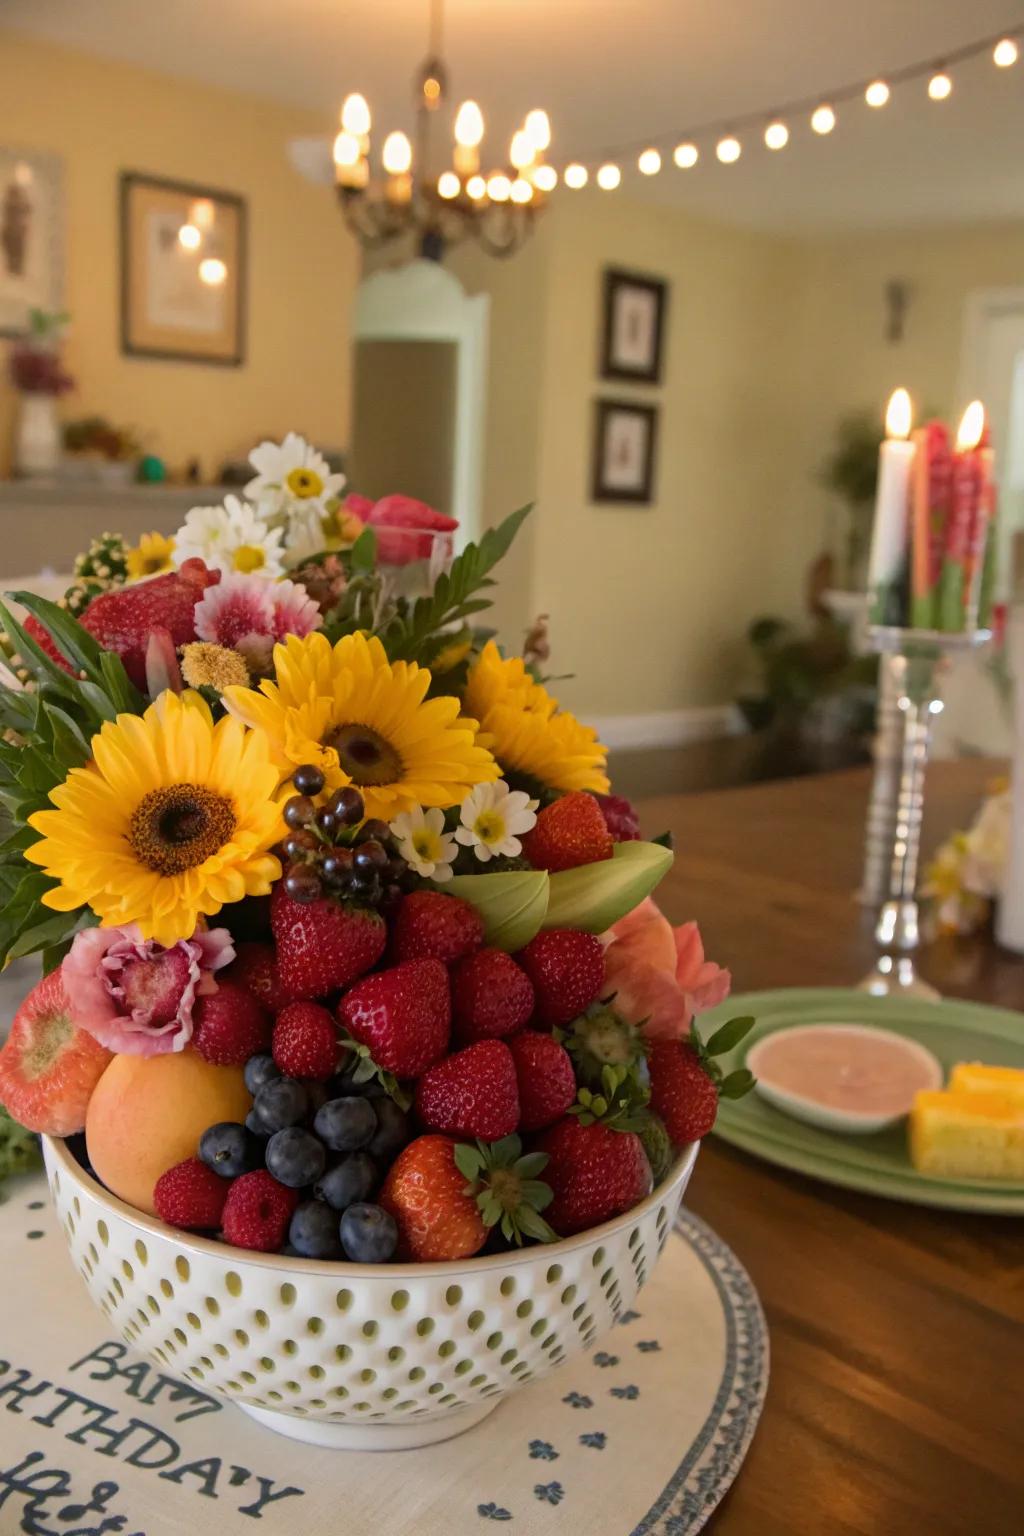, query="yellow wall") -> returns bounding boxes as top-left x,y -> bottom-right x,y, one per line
0,31 -> 358,478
